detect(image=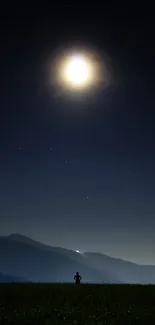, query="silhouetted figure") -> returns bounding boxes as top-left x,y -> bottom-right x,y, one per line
74,272 -> 82,284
